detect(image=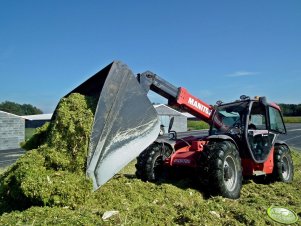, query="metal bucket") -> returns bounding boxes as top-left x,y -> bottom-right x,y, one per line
60,61 -> 160,190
